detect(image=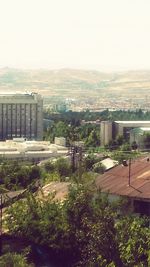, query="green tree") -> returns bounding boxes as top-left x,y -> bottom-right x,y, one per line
116,216 -> 150,266
64,185 -> 122,266
83,154 -> 98,170
0,252 -> 33,267
0,161 -> 42,190
4,184 -> 150,267
55,121 -> 69,138
54,158 -> 71,179
93,162 -> 105,173
121,142 -> 131,152
85,129 -> 100,147
131,141 -> 138,150
44,161 -> 55,173
5,193 -> 70,254
116,135 -> 124,146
